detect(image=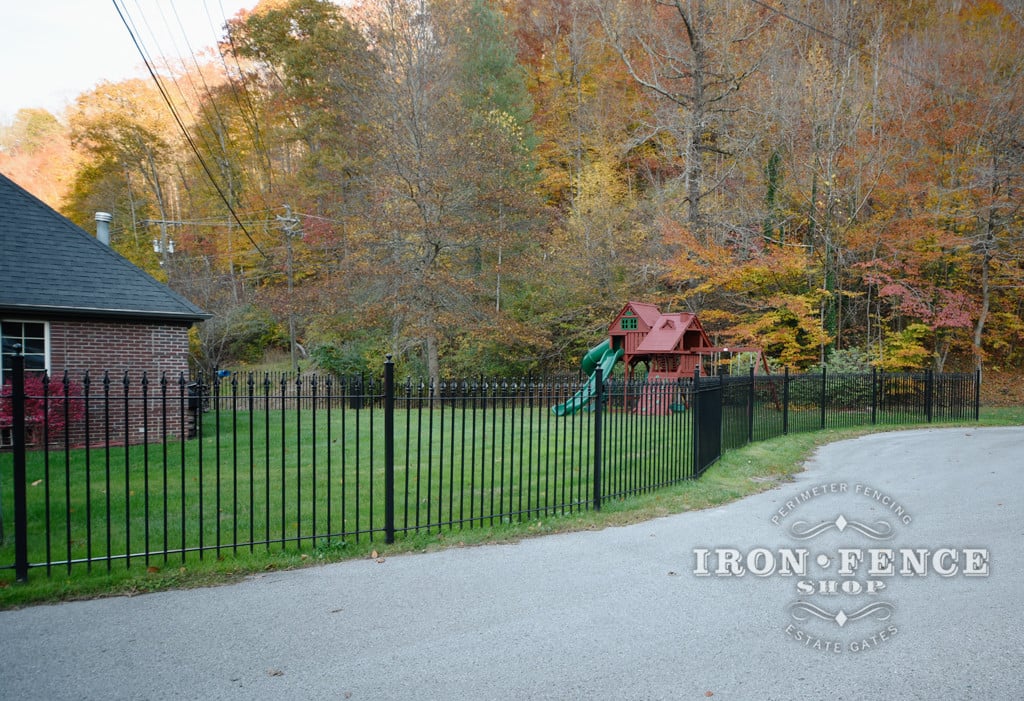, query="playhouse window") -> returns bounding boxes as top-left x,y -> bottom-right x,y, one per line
621,317 -> 637,330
